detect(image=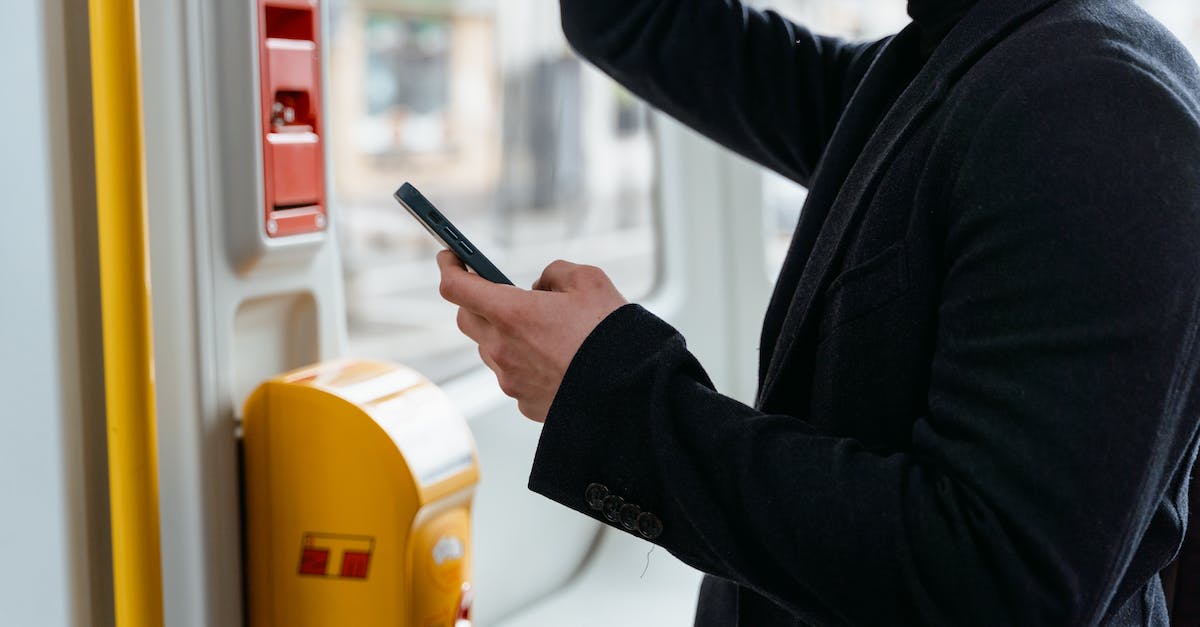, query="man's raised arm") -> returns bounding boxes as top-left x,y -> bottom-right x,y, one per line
559,0 -> 886,185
